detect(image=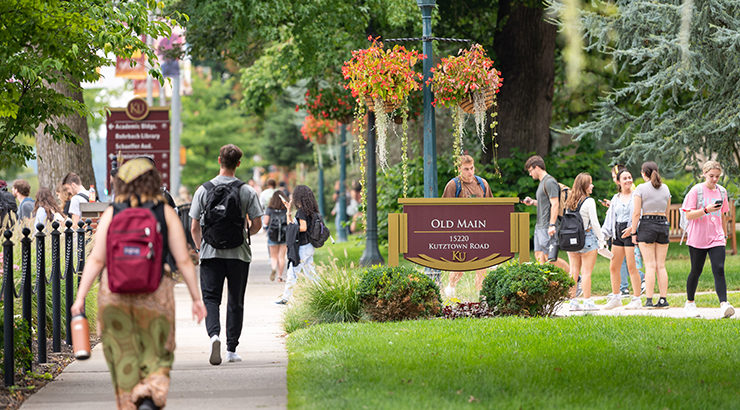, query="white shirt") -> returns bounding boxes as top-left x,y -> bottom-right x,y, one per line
577,197 -> 604,242
68,188 -> 90,217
